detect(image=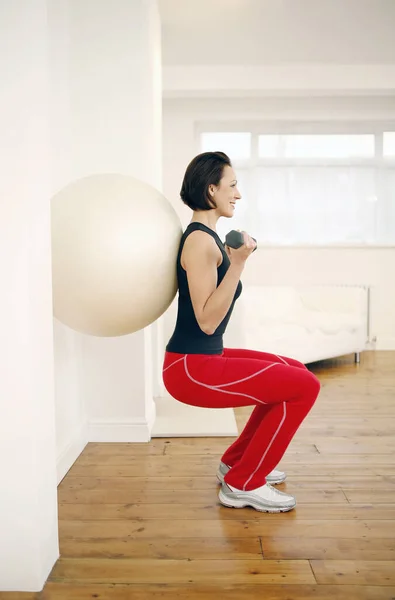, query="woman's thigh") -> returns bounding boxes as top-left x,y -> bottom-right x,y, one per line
162,351 -> 316,410
223,347 -> 307,370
